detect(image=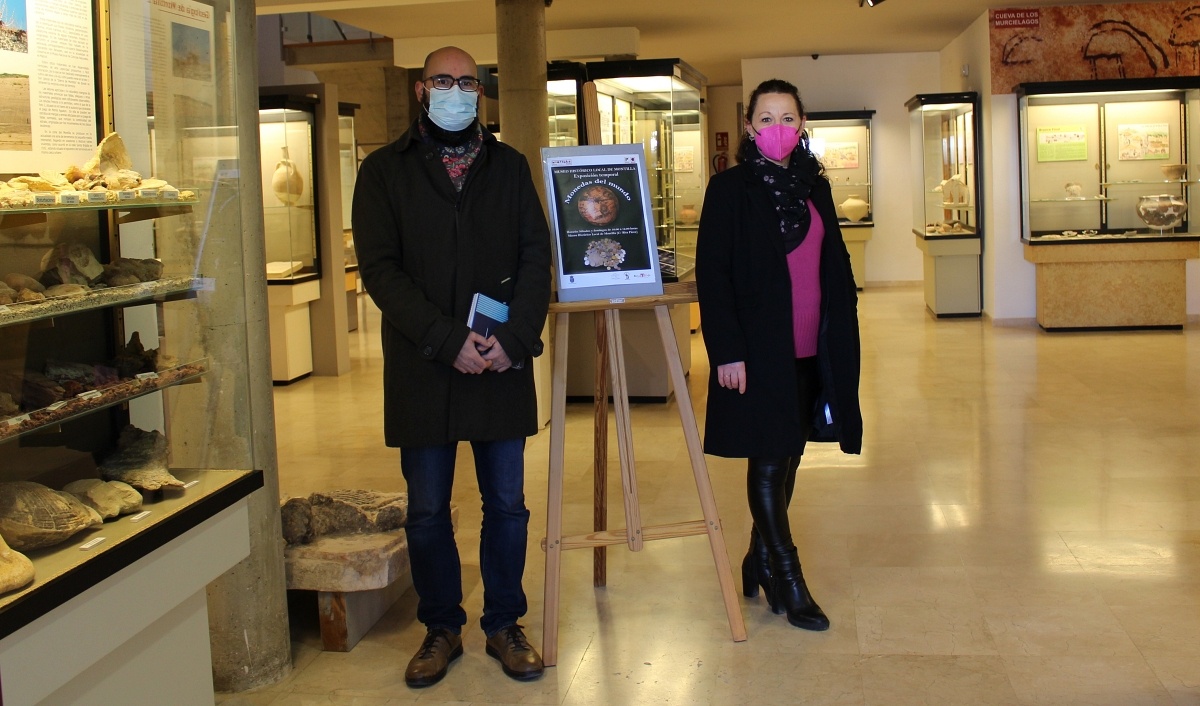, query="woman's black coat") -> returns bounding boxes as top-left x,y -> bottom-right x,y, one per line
352,121 -> 551,448
696,162 -> 863,458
